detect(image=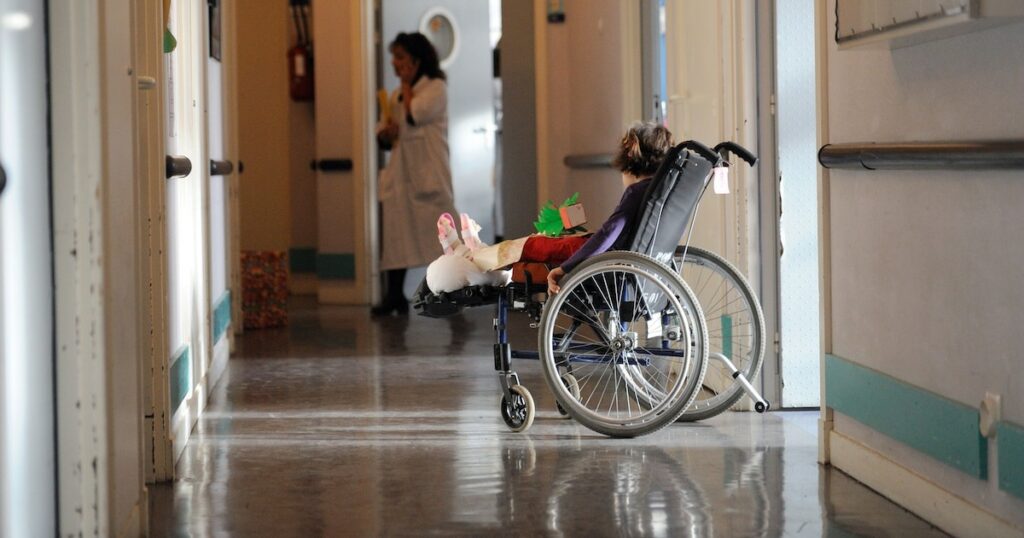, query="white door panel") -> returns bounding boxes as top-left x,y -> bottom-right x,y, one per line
0,0 -> 56,534
208,51 -> 228,321
165,0 -> 210,423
